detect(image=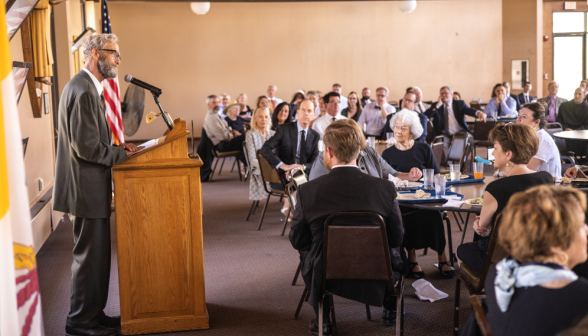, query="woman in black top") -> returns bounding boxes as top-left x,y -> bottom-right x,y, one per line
341,92 -> 362,122
223,103 -> 246,134
381,110 -> 454,278
289,91 -> 305,120
457,123 -> 553,274
271,102 -> 292,131
477,186 -> 588,336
